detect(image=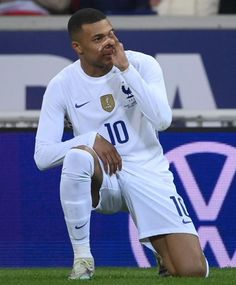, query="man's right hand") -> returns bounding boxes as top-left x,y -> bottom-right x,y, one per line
93,134 -> 122,176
